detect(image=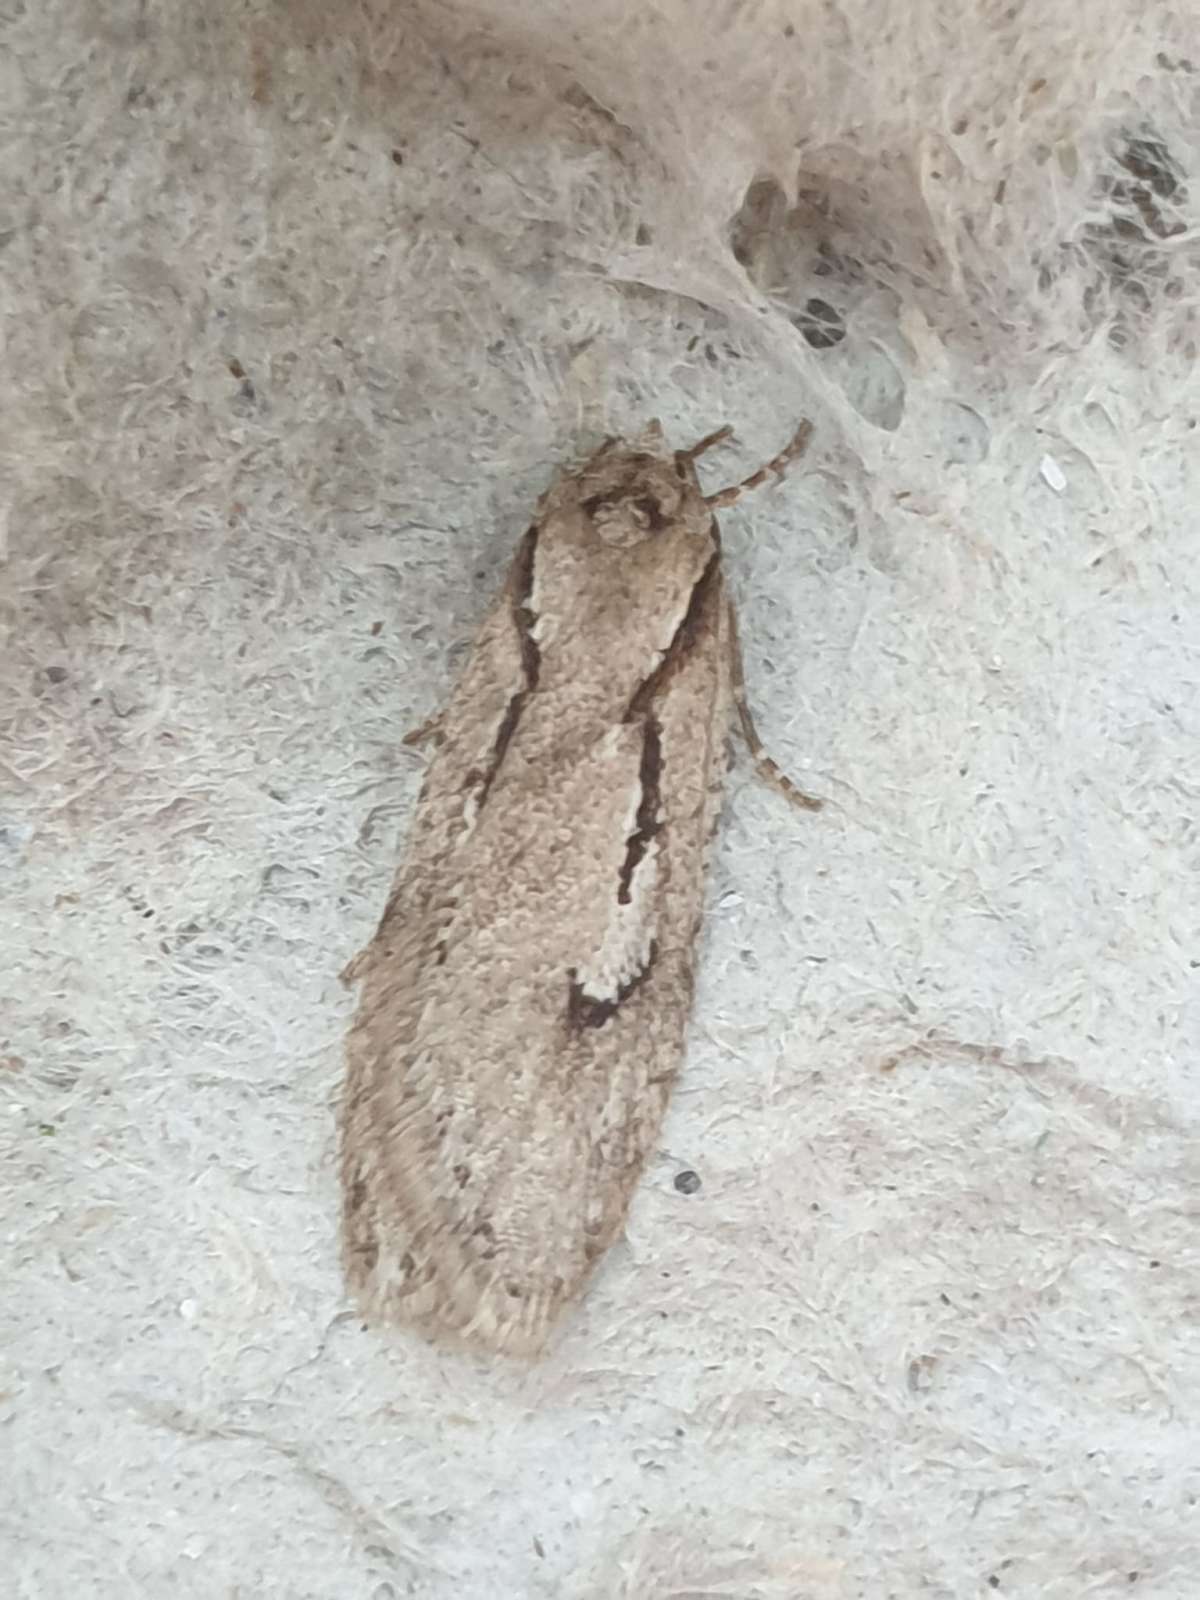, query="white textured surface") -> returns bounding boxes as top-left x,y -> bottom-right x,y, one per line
2,2 -> 1198,1596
